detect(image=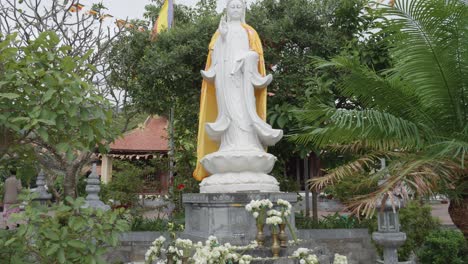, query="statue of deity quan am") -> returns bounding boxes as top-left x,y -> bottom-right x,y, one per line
193,0 -> 283,193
